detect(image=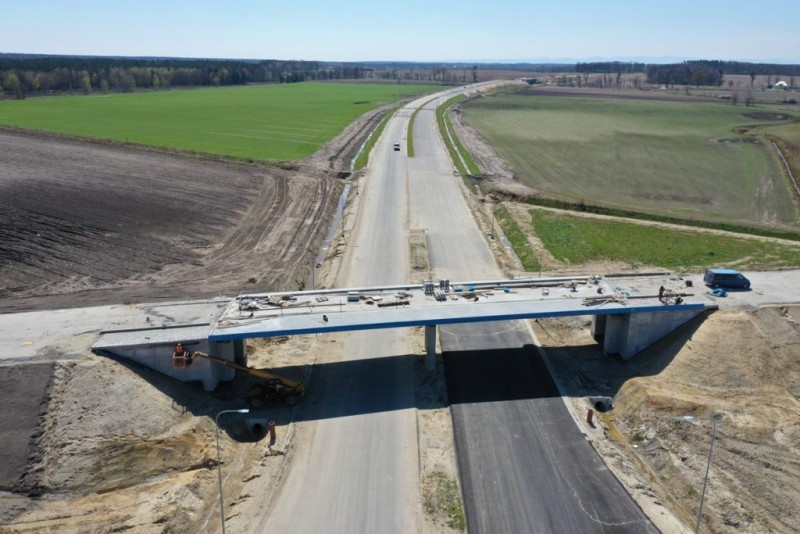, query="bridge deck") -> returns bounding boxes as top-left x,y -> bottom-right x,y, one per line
209,275 -> 712,341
